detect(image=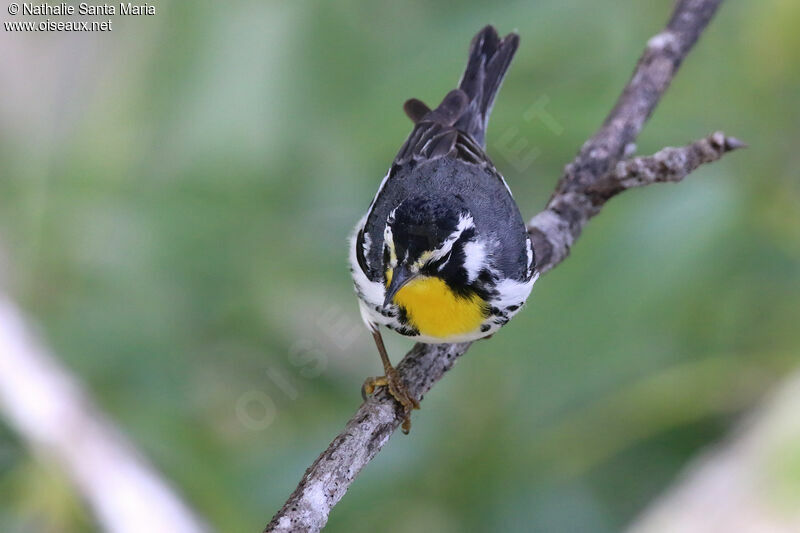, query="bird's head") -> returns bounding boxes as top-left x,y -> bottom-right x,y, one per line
382,196 -> 478,307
